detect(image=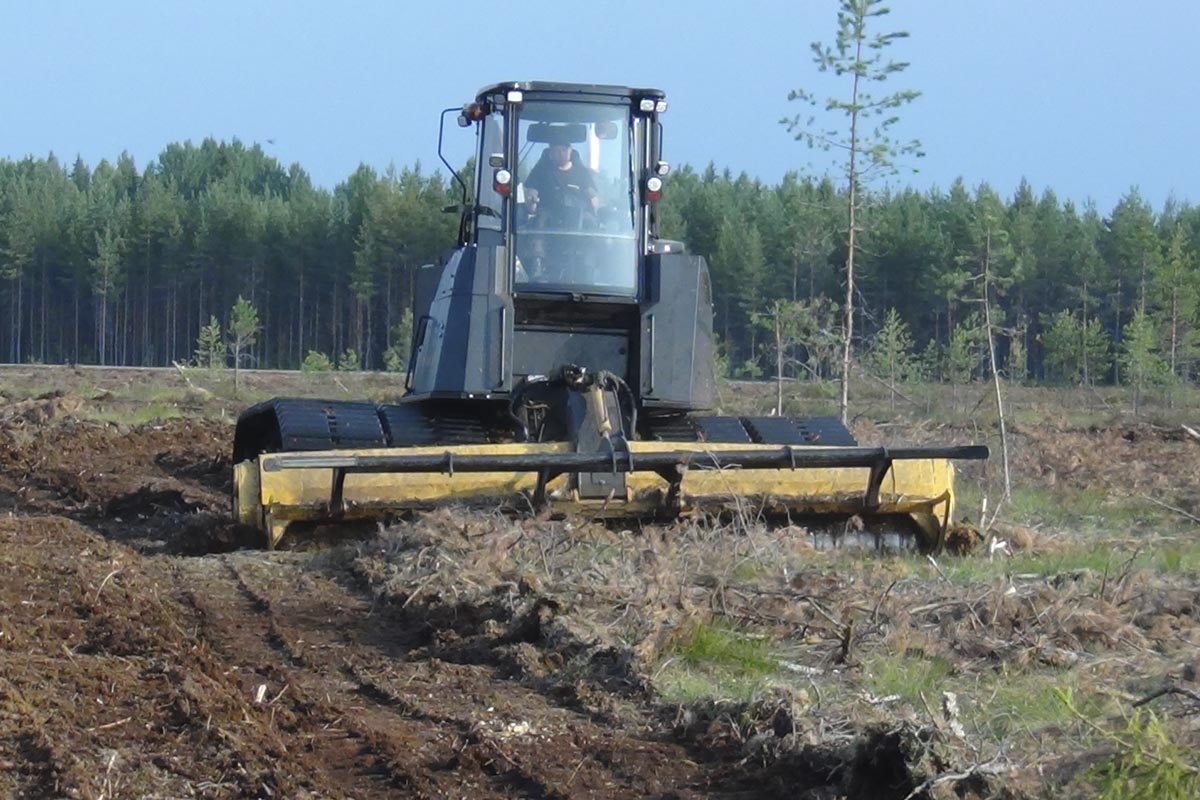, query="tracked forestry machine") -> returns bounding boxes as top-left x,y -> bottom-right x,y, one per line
232,81 -> 987,550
